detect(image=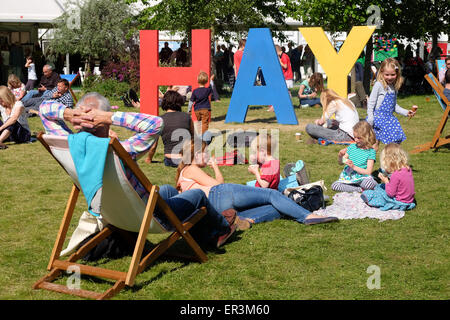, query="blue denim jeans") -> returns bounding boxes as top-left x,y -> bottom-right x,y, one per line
208,184 -> 311,223
238,205 -> 281,224
157,185 -> 230,246
22,89 -> 52,102
299,98 -> 321,107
